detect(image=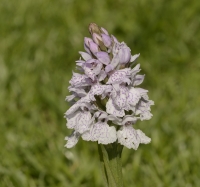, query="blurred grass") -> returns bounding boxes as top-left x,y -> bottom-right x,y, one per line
0,0 -> 200,186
